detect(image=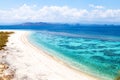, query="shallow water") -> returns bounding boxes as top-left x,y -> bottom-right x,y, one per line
29,31 -> 120,80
